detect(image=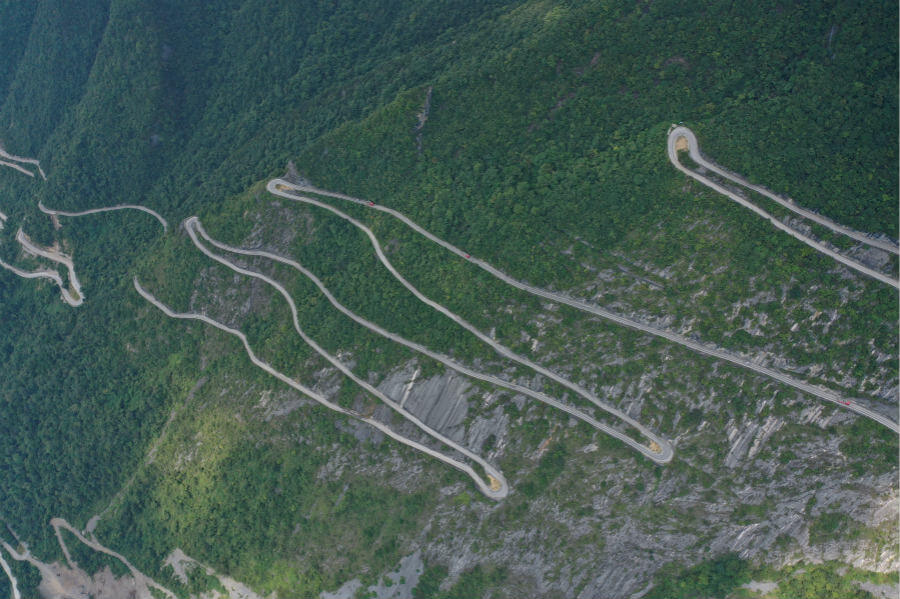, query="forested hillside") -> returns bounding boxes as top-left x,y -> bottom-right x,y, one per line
0,1 -> 896,598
